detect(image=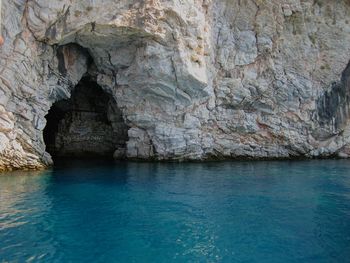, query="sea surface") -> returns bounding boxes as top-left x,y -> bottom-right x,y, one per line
0,160 -> 350,262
